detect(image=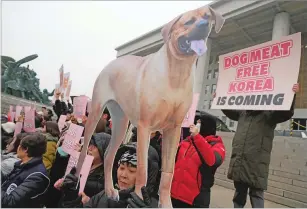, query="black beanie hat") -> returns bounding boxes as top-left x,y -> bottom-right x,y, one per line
197,113 -> 217,137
